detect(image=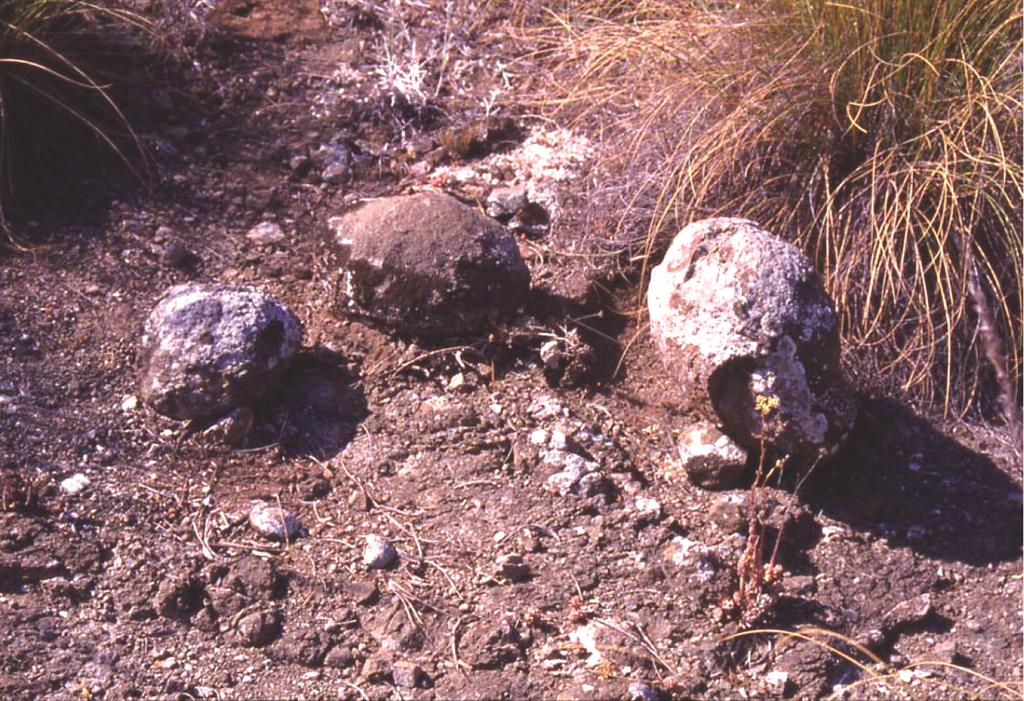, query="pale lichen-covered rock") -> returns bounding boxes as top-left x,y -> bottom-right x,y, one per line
648,218 -> 855,466
327,191 -> 530,338
140,283 -> 302,420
